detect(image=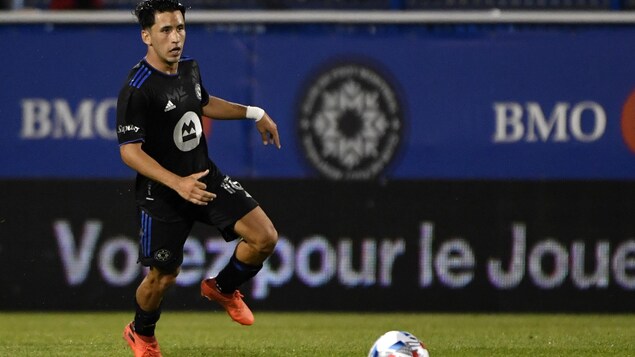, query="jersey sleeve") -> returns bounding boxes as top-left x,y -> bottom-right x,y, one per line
192,59 -> 210,107
116,87 -> 148,145
200,82 -> 210,107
